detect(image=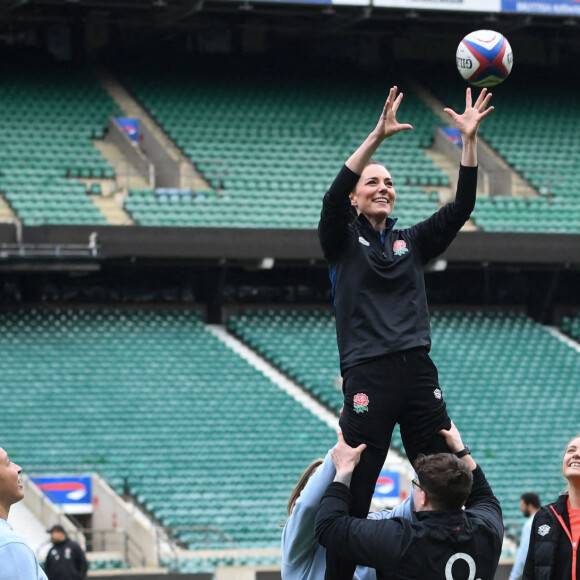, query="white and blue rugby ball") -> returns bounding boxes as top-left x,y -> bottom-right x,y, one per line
456,30 -> 513,87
